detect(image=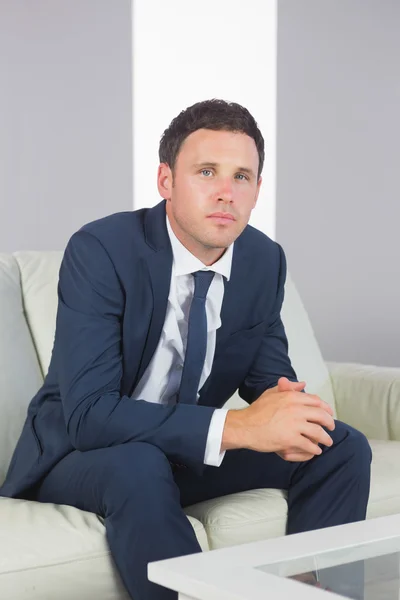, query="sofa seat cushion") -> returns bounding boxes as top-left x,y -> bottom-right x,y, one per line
185,488 -> 288,550
367,440 -> 400,518
0,498 -> 208,600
